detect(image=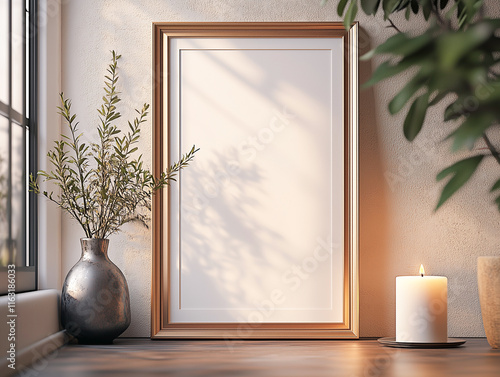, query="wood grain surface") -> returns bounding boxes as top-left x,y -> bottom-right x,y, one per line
14,338 -> 500,377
